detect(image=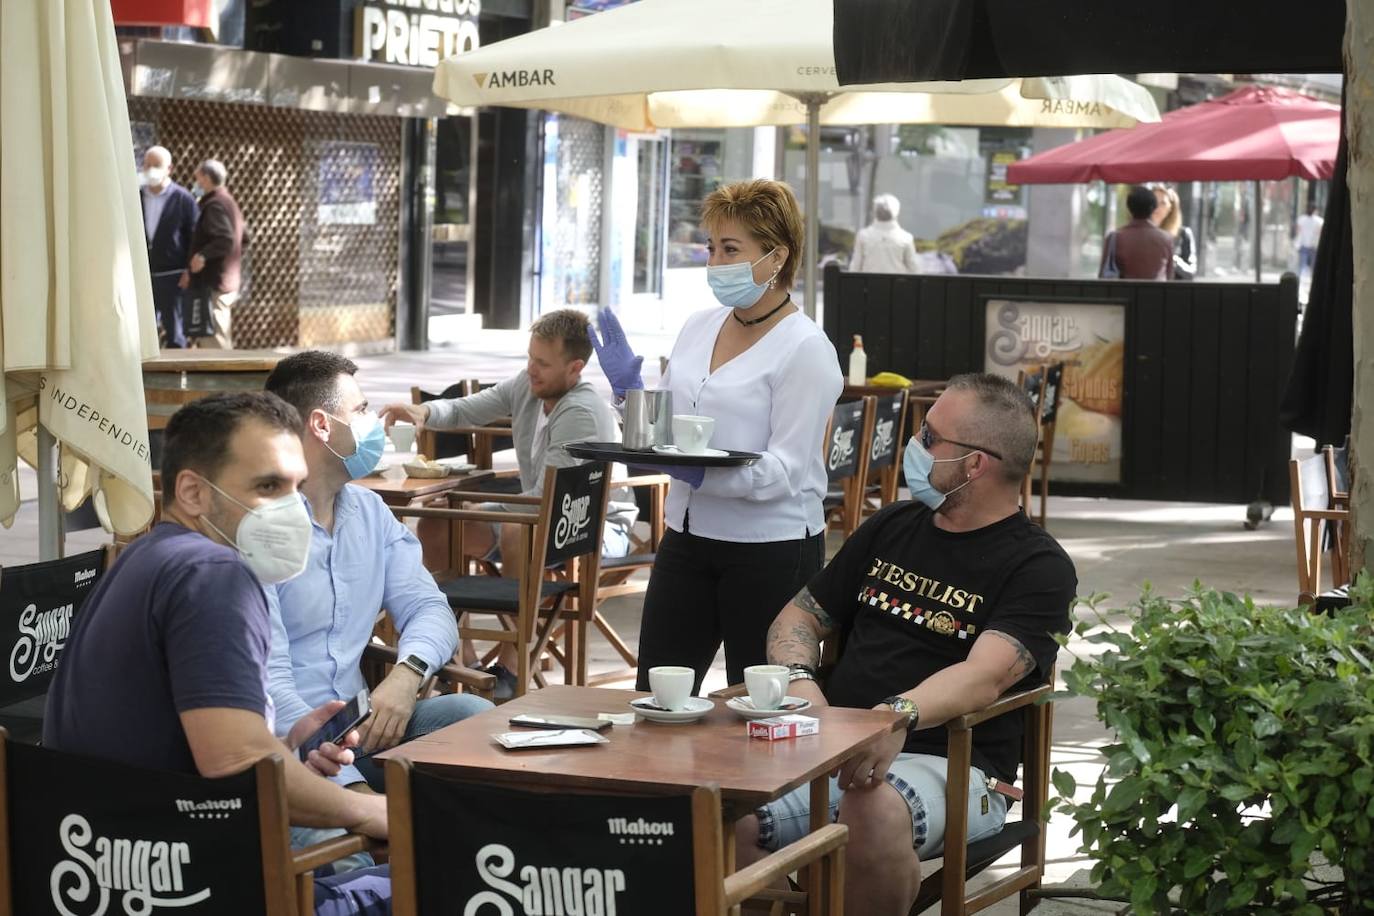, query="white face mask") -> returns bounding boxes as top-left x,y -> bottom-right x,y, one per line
196,477 -> 313,584
144,166 -> 168,187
